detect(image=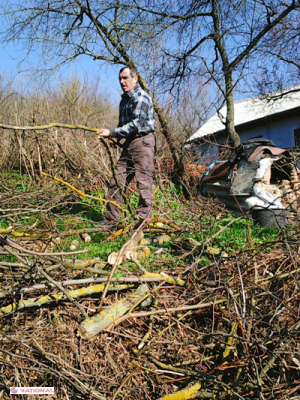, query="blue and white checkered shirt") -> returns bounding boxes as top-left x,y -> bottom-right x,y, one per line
111,84 -> 155,140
